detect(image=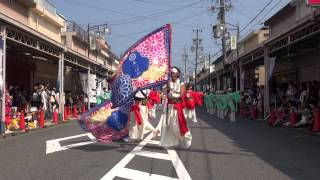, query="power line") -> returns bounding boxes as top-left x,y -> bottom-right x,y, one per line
128,0 -> 199,7
240,0 -> 275,33
232,1 -> 274,8
255,0 -> 285,26
109,9 -> 208,40
172,10 -> 207,24
242,0 -> 286,36
63,0 -> 204,26
232,7 -> 252,19
110,1 -> 206,26
109,29 -> 154,39
110,9 -> 205,26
